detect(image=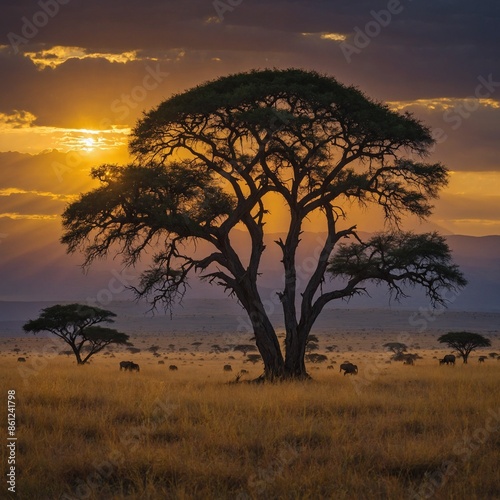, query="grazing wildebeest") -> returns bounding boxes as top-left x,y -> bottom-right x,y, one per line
169,365 -> 178,371
439,354 -> 456,366
240,369 -> 249,374
120,361 -> 140,372
339,362 -> 358,375
17,357 -> 26,362
403,355 -> 415,365
223,364 -> 232,372
478,356 -> 486,363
